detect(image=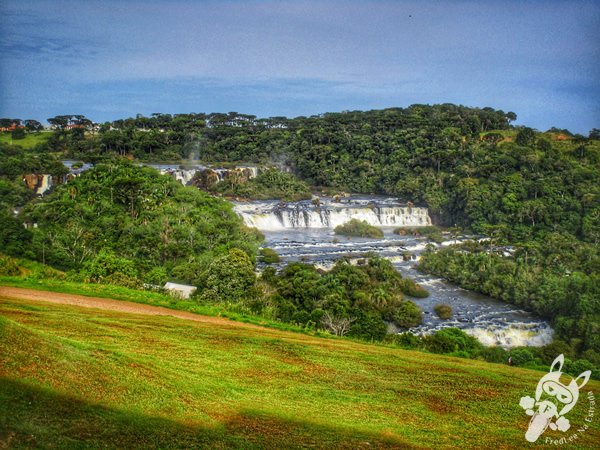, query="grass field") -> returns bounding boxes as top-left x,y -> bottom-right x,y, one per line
1,292 -> 598,448
0,131 -> 51,149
